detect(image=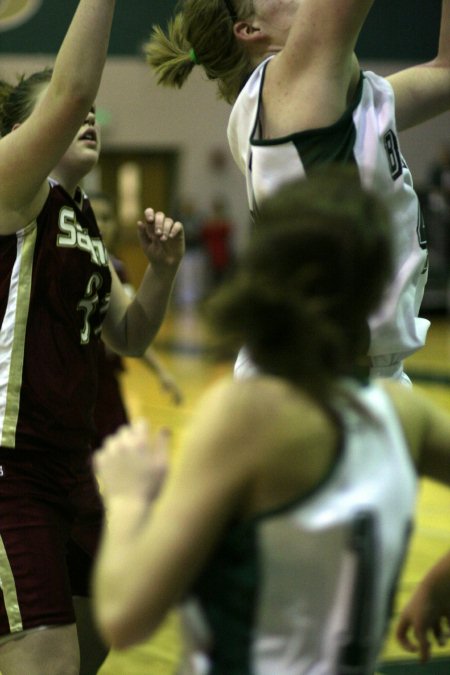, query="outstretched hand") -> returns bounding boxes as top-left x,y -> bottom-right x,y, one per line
93,419 -> 170,506
137,208 -> 185,271
396,568 -> 450,662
